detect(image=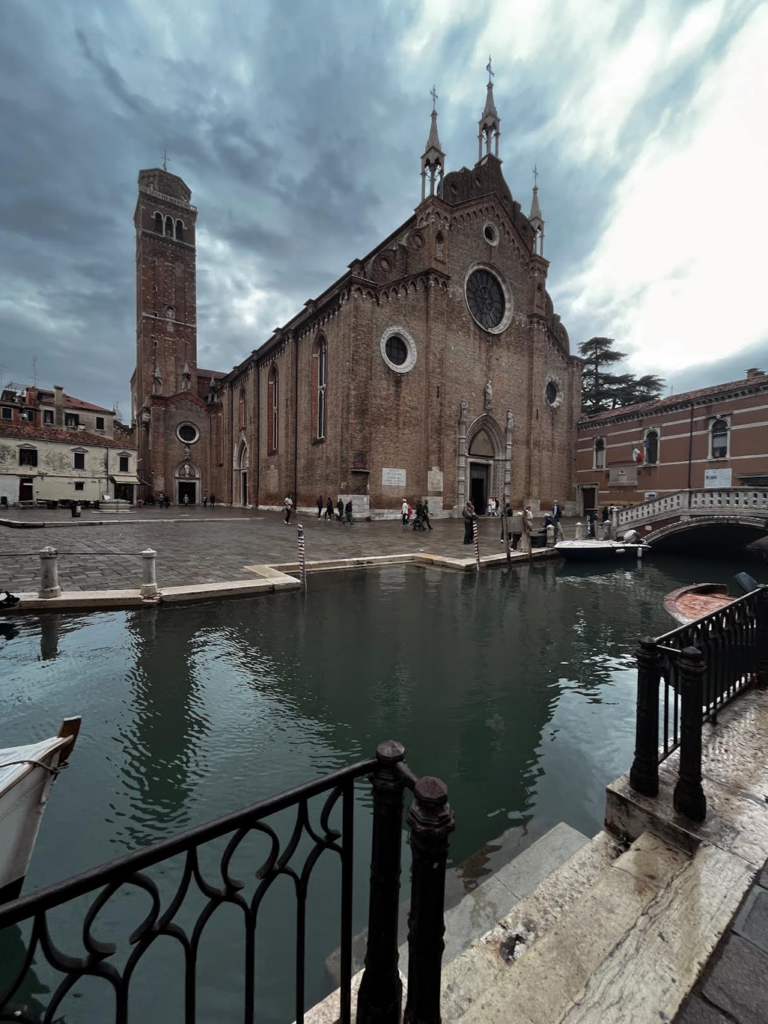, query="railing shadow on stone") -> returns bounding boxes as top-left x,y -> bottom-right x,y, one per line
0,741 -> 454,1024
629,587 -> 768,822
